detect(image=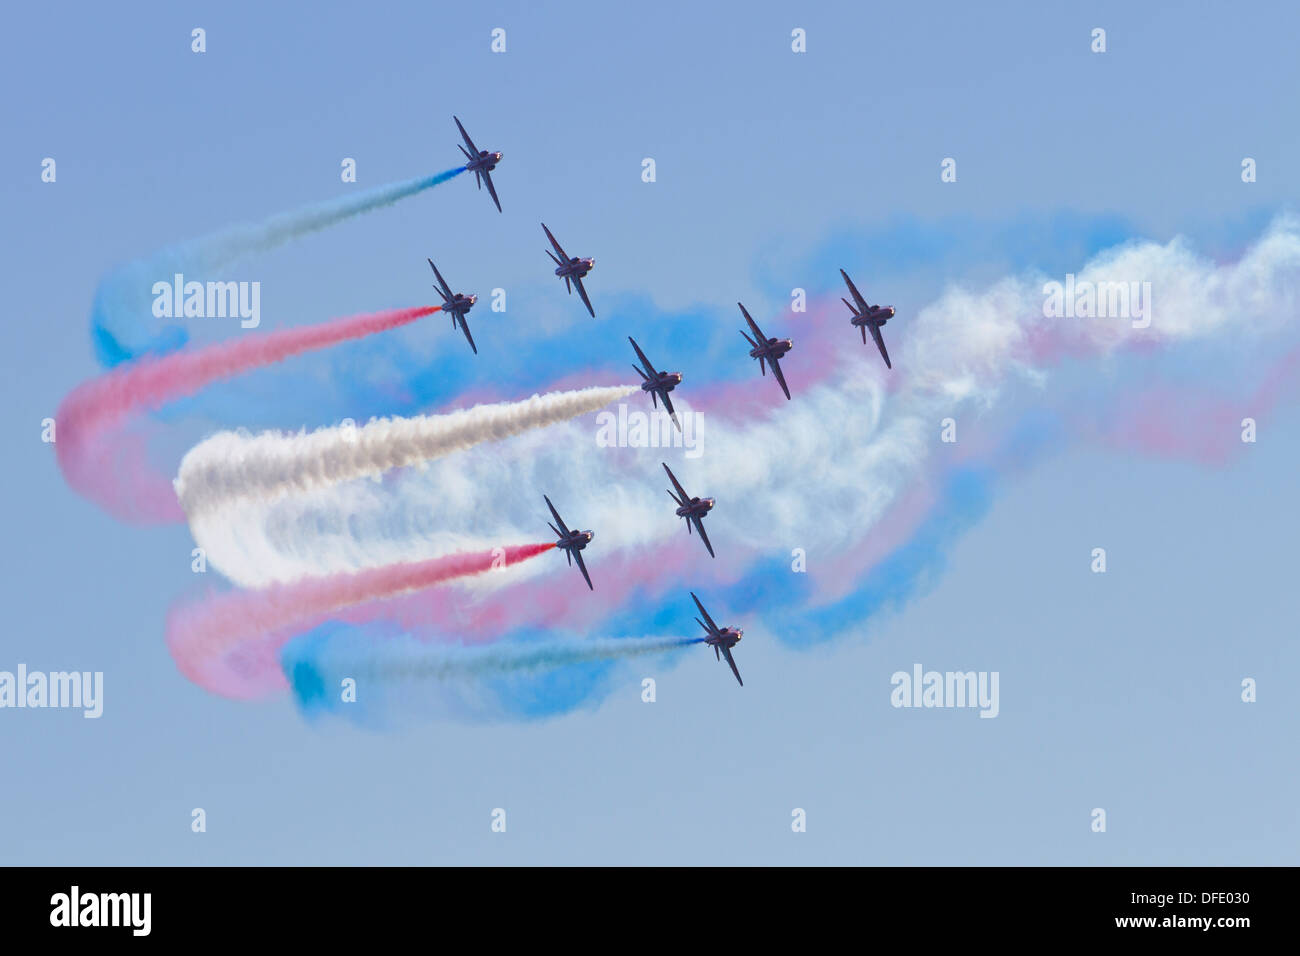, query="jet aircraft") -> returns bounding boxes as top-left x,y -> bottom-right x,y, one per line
542,223 -> 596,317
737,302 -> 794,400
628,336 -> 684,428
839,268 -> 896,368
690,591 -> 744,686
664,463 -> 716,558
453,115 -> 503,213
543,494 -> 595,591
427,258 -> 479,354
